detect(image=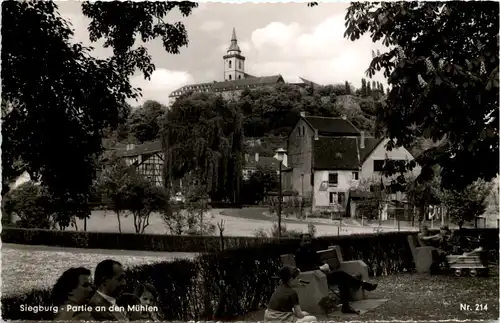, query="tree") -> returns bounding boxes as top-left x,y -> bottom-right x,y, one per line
164,92 -> 243,202
124,176 -> 169,234
2,1 -> 196,227
366,81 -> 372,96
97,158 -> 134,232
128,100 -> 167,143
405,173 -> 441,225
163,175 -> 215,235
361,78 -> 367,96
345,2 -> 499,190
439,180 -> 492,228
344,81 -> 352,94
241,165 -> 279,205
2,182 -> 56,229
355,178 -> 388,223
